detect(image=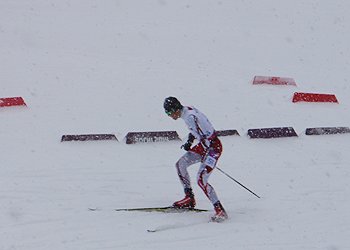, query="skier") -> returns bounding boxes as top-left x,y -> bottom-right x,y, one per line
163,96 -> 228,222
